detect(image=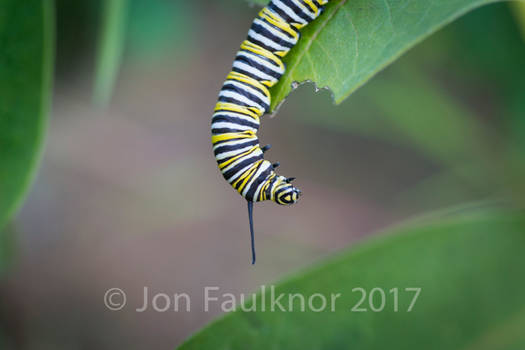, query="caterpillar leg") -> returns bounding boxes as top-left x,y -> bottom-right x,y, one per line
247,200 -> 256,265
261,144 -> 271,153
